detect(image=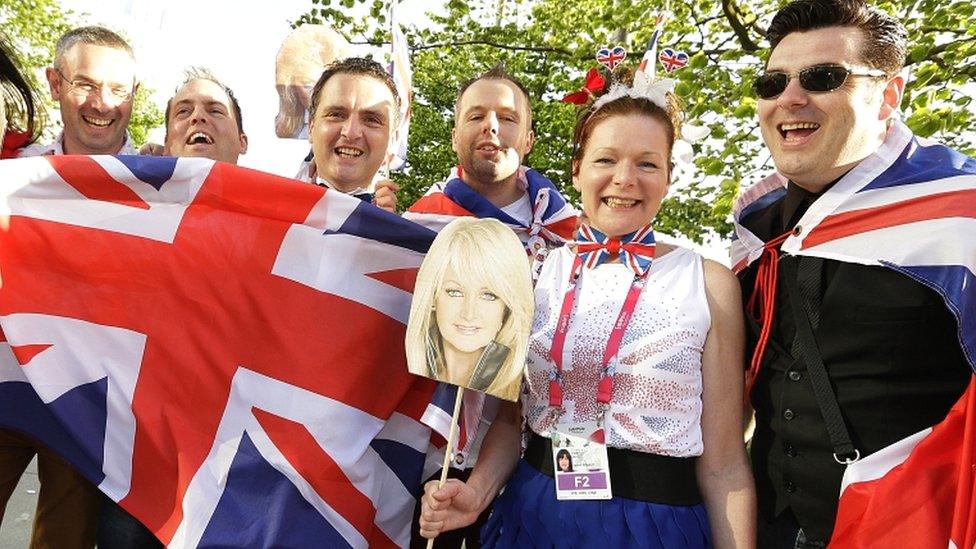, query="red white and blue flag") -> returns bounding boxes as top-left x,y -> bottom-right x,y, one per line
404,166 -> 576,250
404,167 -> 577,282
638,13 -> 666,77
0,155 -> 443,547
830,378 -> 975,549
732,120 -> 976,548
